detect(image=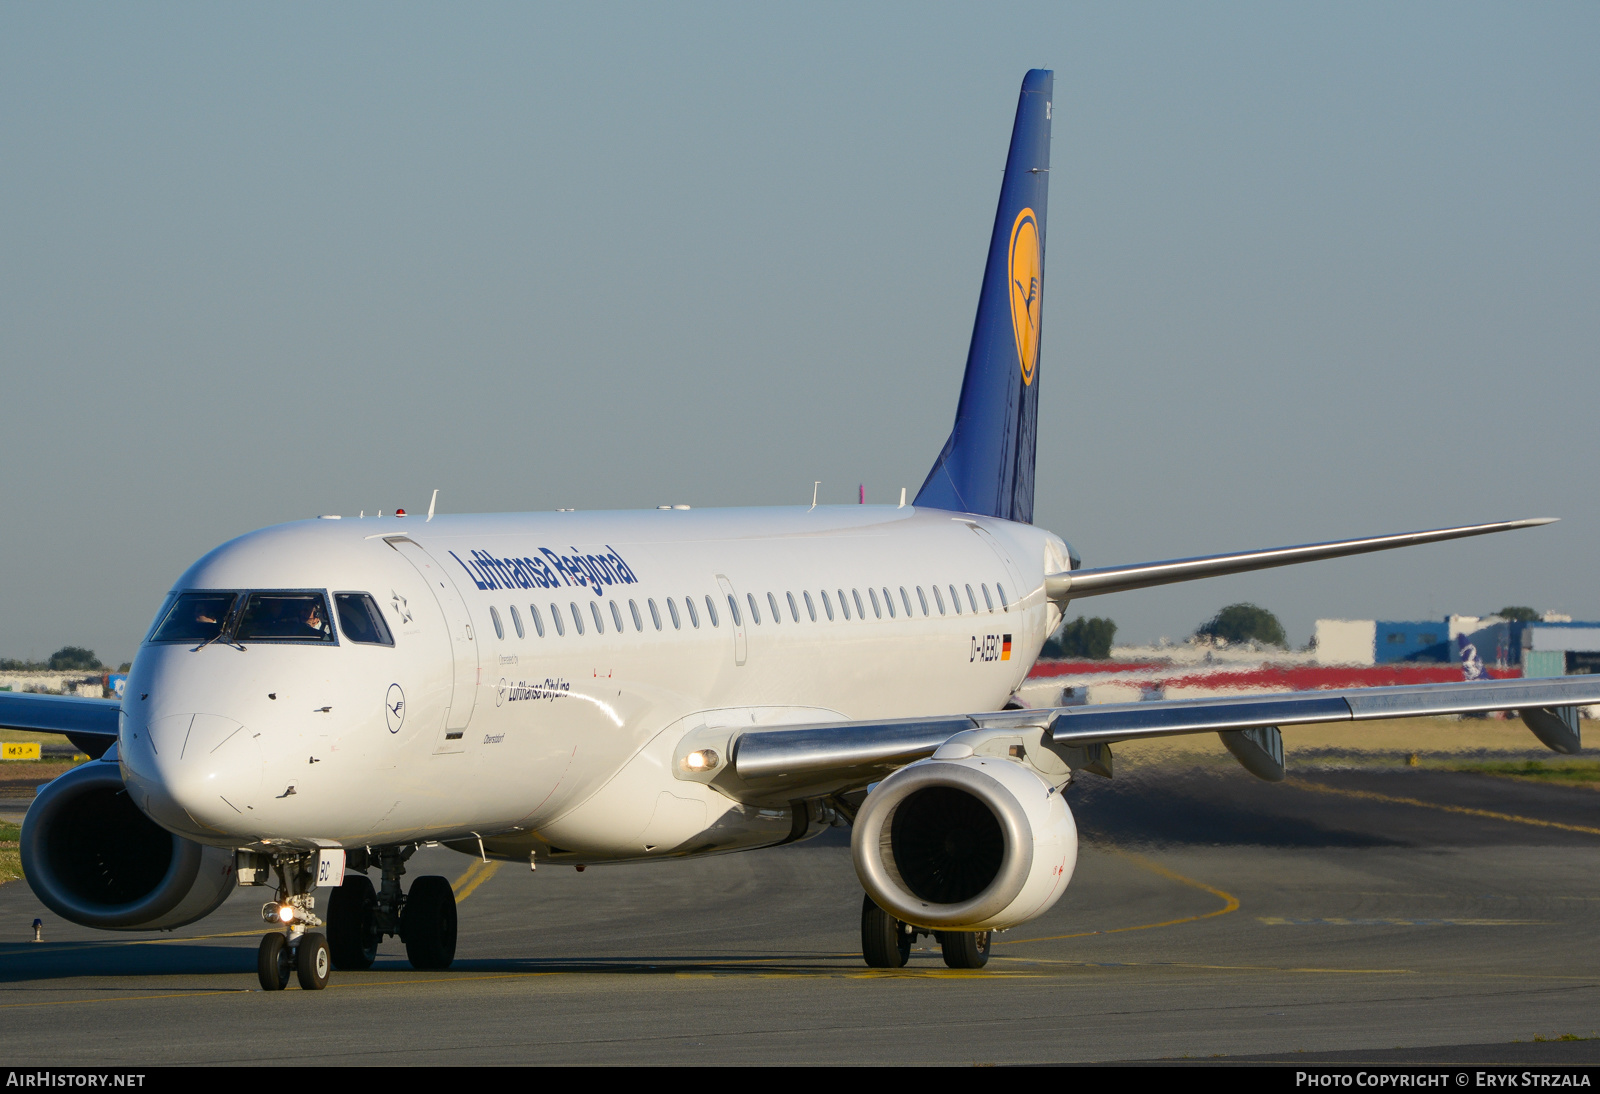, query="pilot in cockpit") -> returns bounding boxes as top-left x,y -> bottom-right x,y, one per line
302,600 -> 330,638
